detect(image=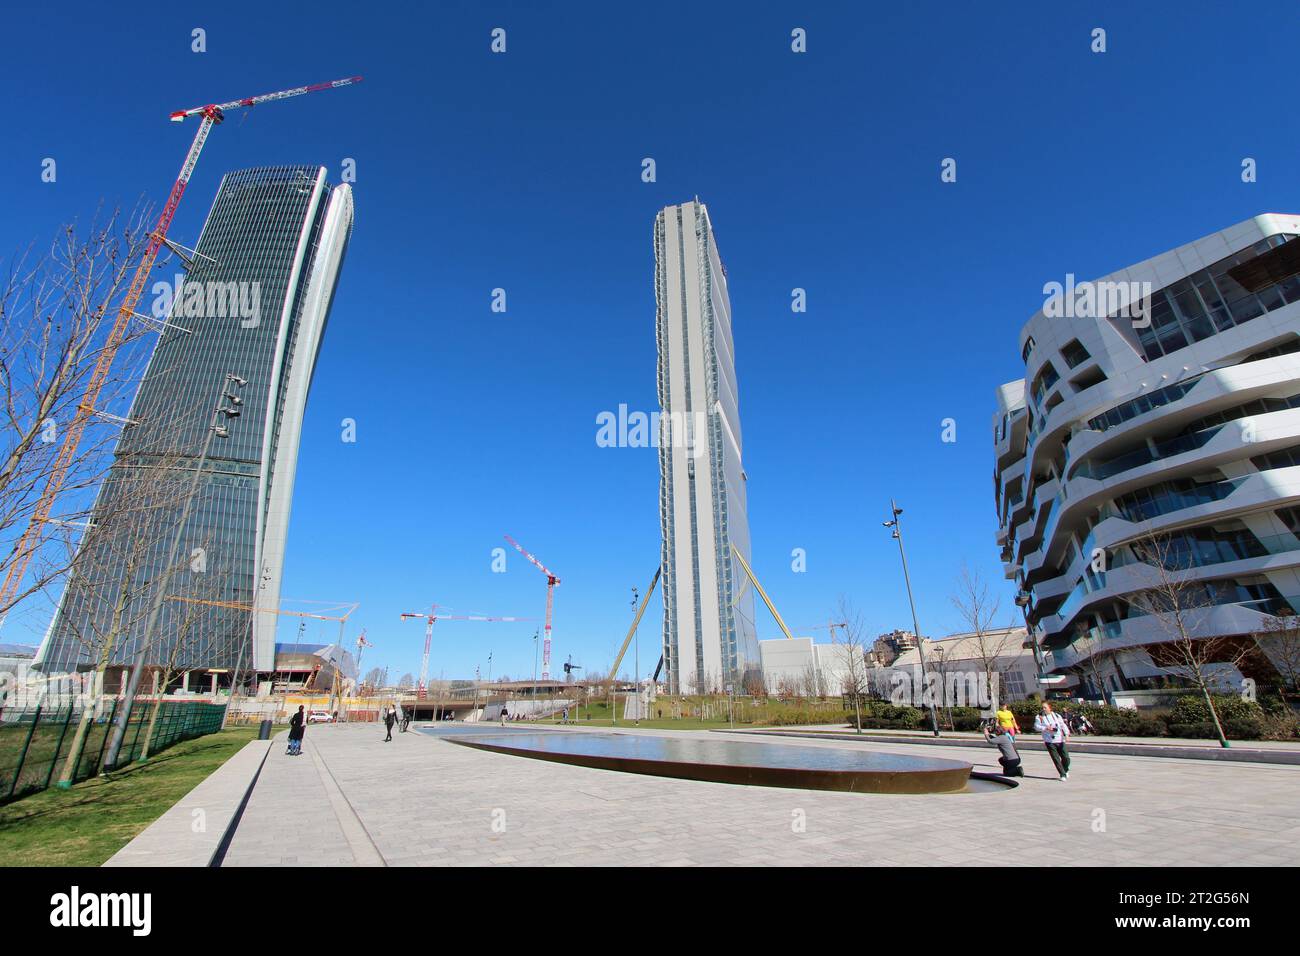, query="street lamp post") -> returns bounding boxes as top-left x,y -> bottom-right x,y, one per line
883,499 -> 941,737
531,629 -> 539,719
103,372 -> 247,770
631,586 -> 640,726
